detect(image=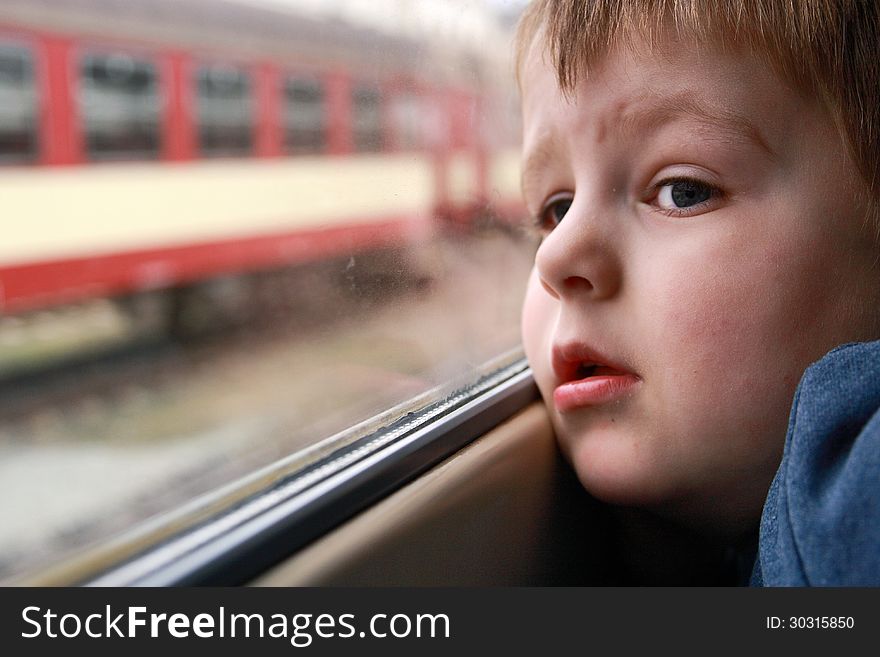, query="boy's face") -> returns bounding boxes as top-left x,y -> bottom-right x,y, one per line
520,33 -> 880,535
